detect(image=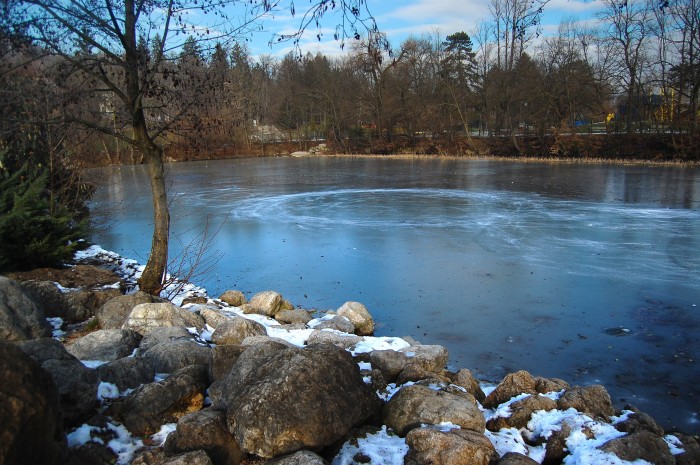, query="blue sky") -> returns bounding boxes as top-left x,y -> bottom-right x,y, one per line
244,0 -> 602,58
